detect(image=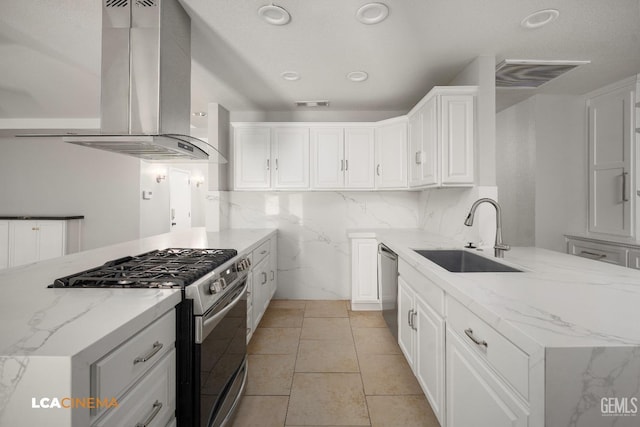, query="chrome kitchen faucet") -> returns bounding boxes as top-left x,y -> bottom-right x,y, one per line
464,198 -> 510,258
